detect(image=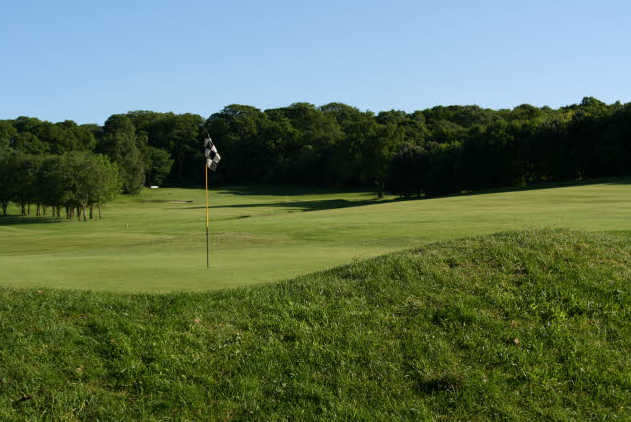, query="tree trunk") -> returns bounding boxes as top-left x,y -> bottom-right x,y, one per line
89,206 -> 94,219
375,180 -> 385,199
98,205 -> 102,219
176,151 -> 185,184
